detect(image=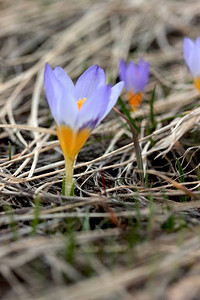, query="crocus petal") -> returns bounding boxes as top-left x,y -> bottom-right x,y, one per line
44,63 -> 60,122
75,65 -> 106,99
139,59 -> 149,91
56,125 -> 74,159
72,128 -> 91,158
126,62 -> 135,92
183,38 -> 195,74
44,63 -> 78,127
75,84 -> 111,131
132,59 -> 149,92
183,37 -> 200,78
57,92 -> 78,128
53,66 -> 74,94
195,37 -> 200,48
188,49 -> 200,78
56,125 -> 91,160
183,38 -> 194,64
101,81 -> 124,121
119,59 -> 127,88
